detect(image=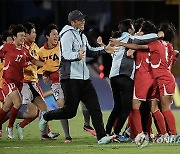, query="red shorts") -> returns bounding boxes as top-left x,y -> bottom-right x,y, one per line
2,78 -> 23,96
156,75 -> 175,96
133,77 -> 159,101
